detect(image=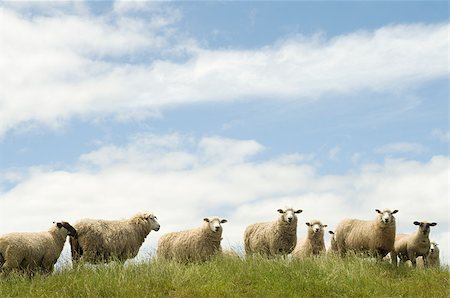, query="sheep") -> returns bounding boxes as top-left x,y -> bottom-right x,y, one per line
157,217 -> 227,262
70,212 -> 160,264
390,221 -> 437,267
0,222 -> 77,275
327,231 -> 338,255
244,208 -> 302,257
292,220 -> 327,258
426,241 -> 440,267
335,209 -> 398,259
